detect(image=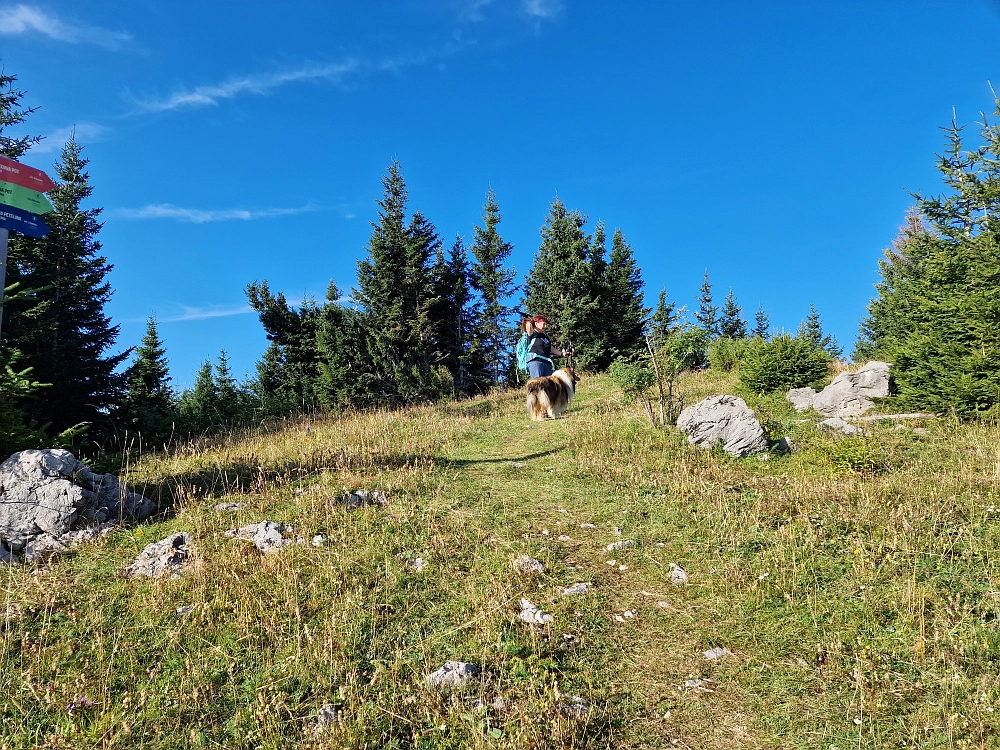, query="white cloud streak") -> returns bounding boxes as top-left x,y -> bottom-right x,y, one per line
522,0 -> 563,20
157,304 -> 253,323
0,4 -> 133,49
136,61 -> 362,112
32,122 -> 108,153
113,203 -> 314,224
